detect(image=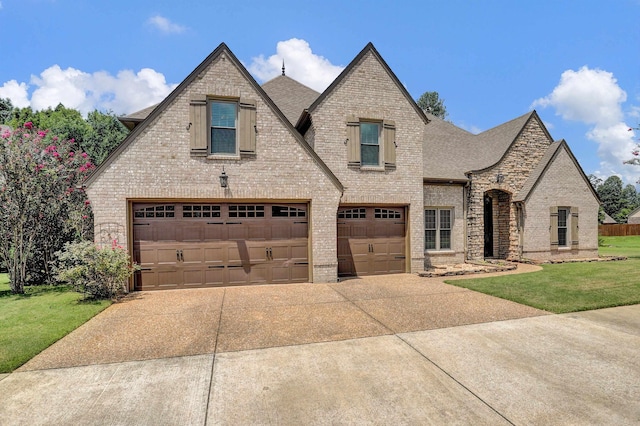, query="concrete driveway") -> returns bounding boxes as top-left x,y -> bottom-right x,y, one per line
1,268 -> 639,425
